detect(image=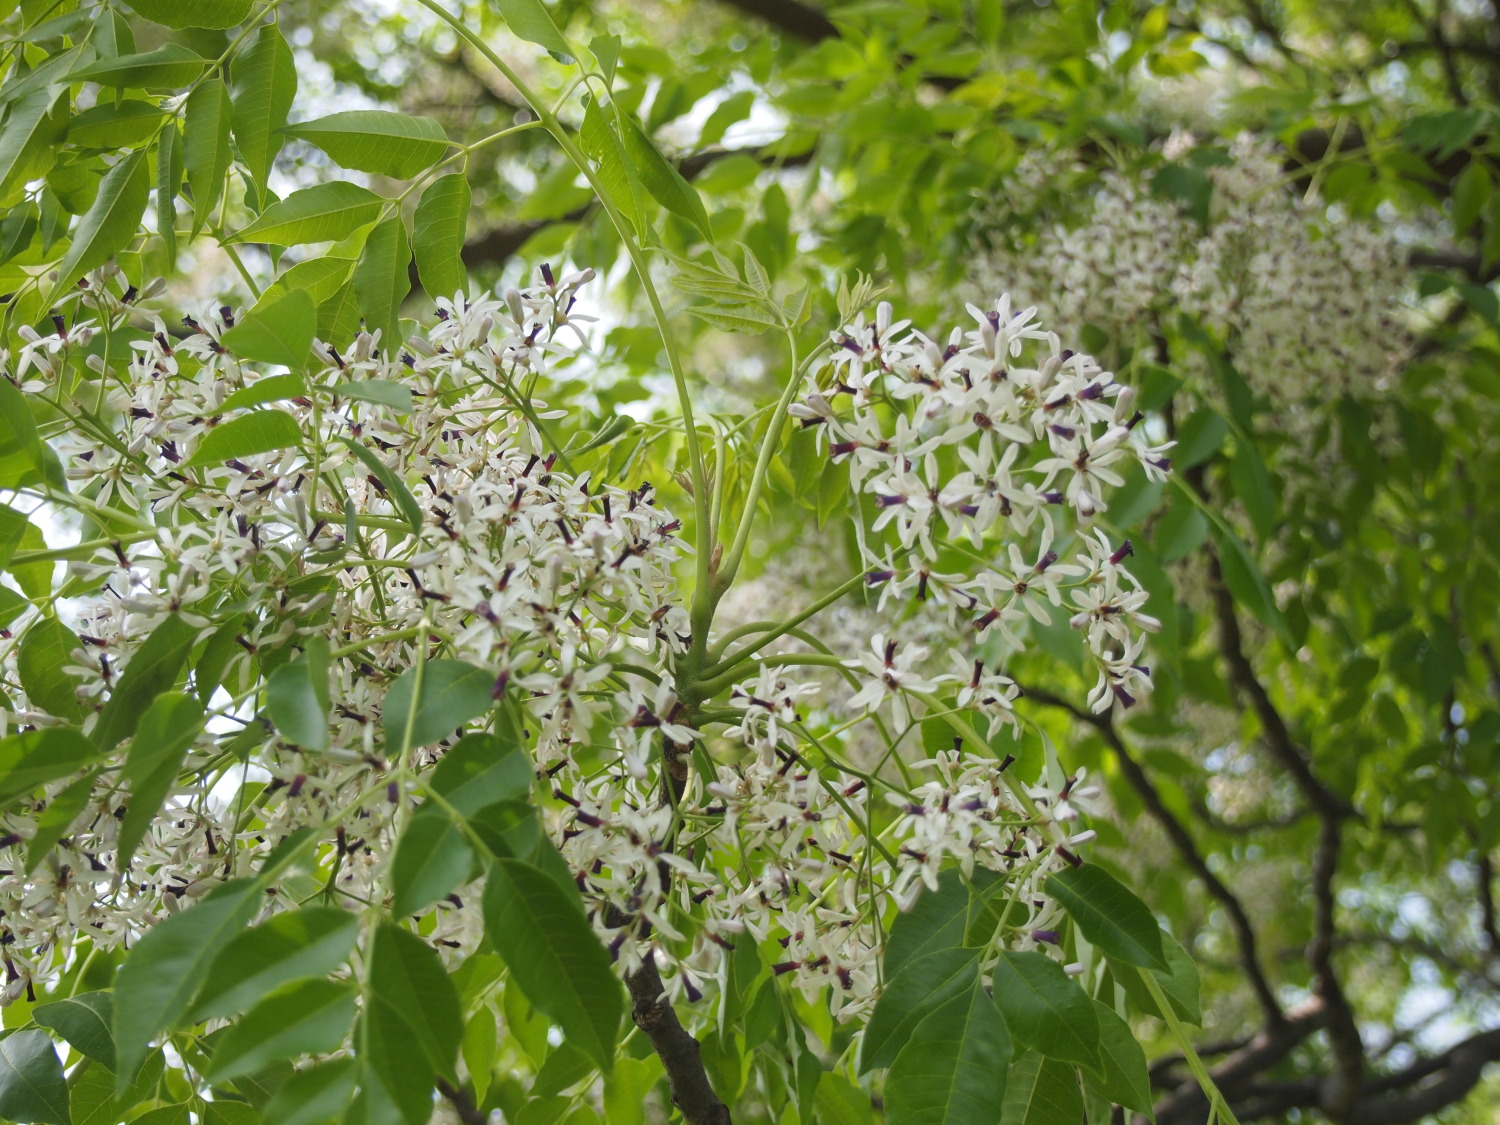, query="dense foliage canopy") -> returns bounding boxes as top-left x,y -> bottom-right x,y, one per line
0,0 -> 1497,1123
